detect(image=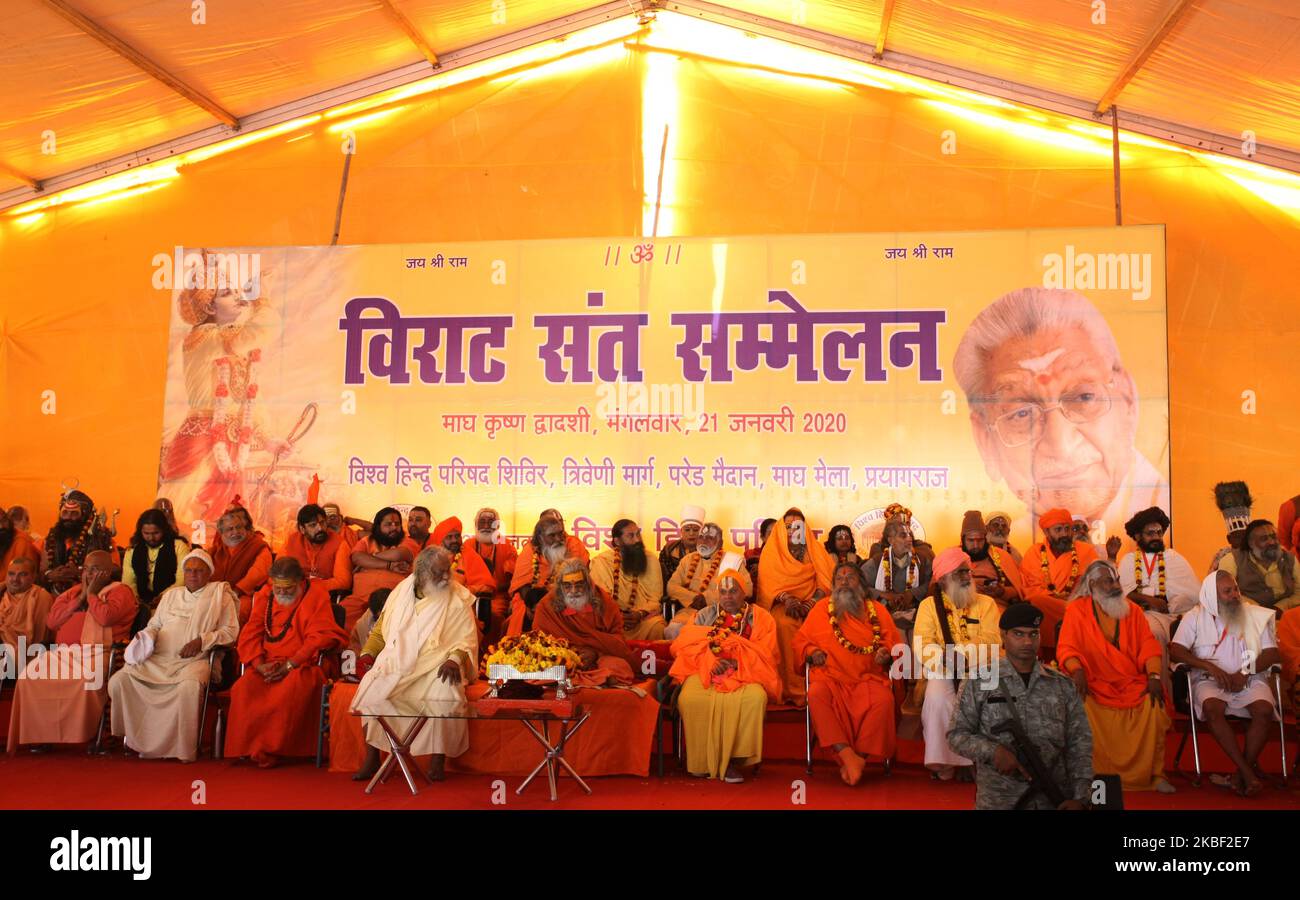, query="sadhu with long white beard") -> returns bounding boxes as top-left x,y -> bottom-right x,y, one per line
532,558 -> 637,687
794,563 -> 902,786
1057,560 -> 1173,794
351,546 -> 479,783
505,514 -> 588,635
913,548 -> 1002,781
1170,570 -> 1281,797
665,522 -> 749,640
